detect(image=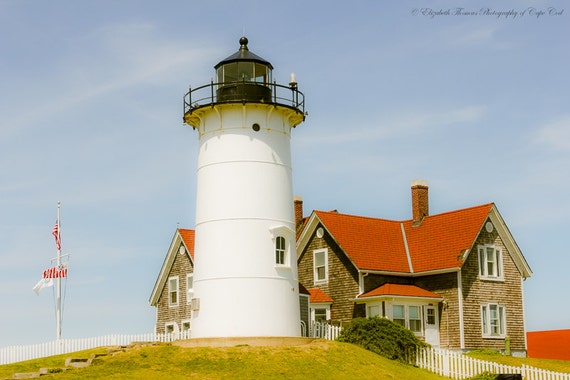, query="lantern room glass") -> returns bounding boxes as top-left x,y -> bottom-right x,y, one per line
217,62 -> 272,85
